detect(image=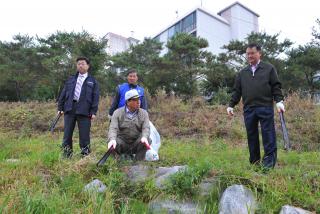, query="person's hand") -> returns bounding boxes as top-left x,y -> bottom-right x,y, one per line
91,114 -> 96,120
108,140 -> 116,149
141,137 -> 149,145
276,101 -> 285,113
108,114 -> 112,120
227,107 -> 234,116
58,111 -> 64,115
